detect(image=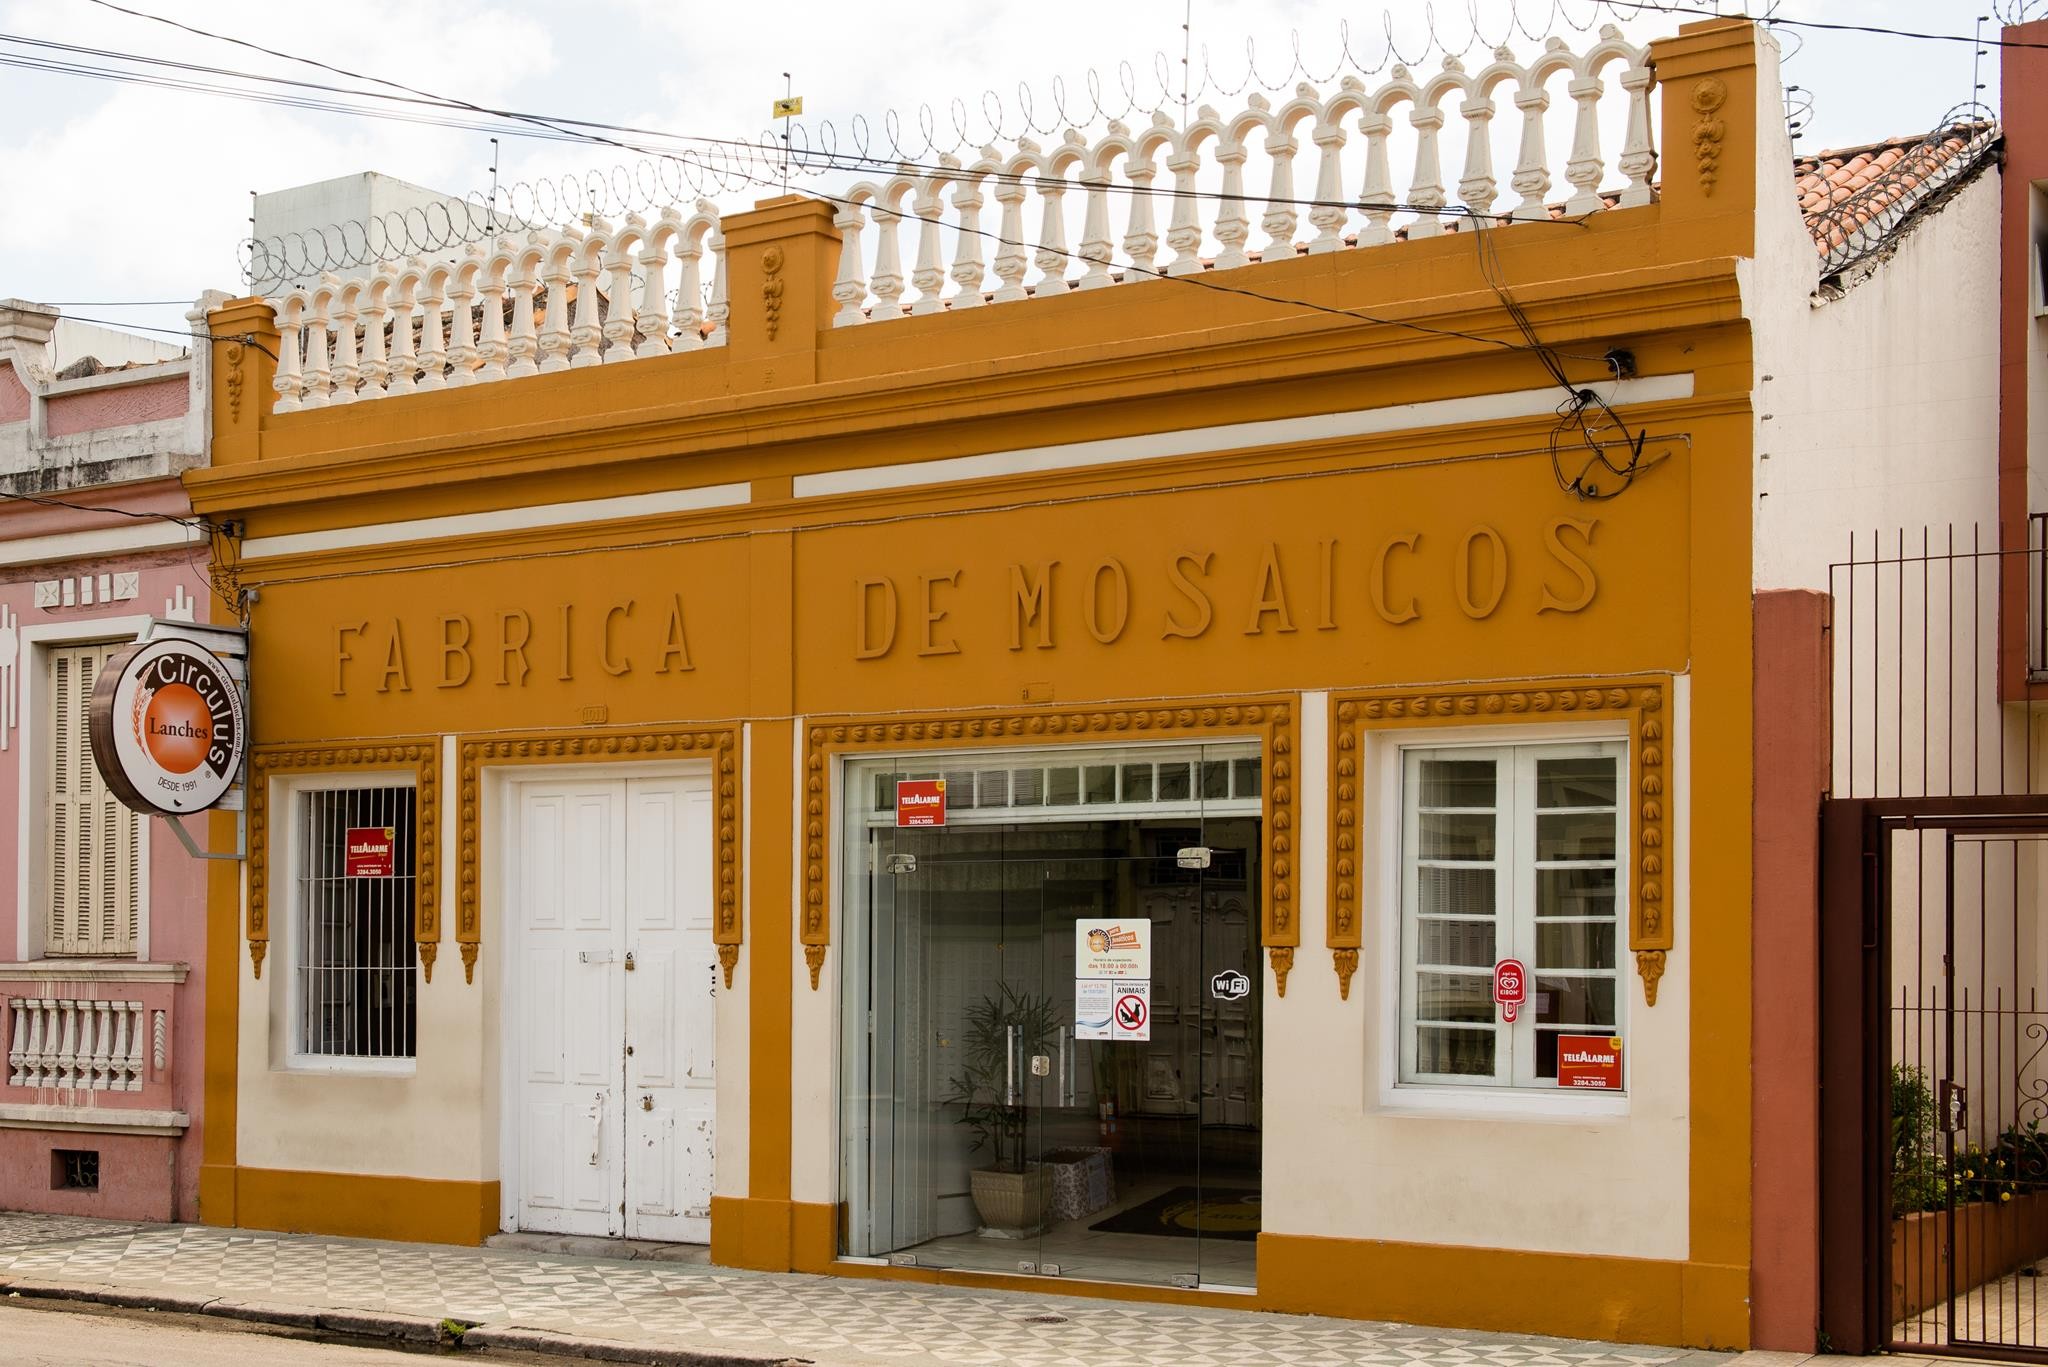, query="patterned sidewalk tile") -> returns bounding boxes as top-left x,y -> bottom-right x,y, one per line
0,1217 -> 1731,1367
